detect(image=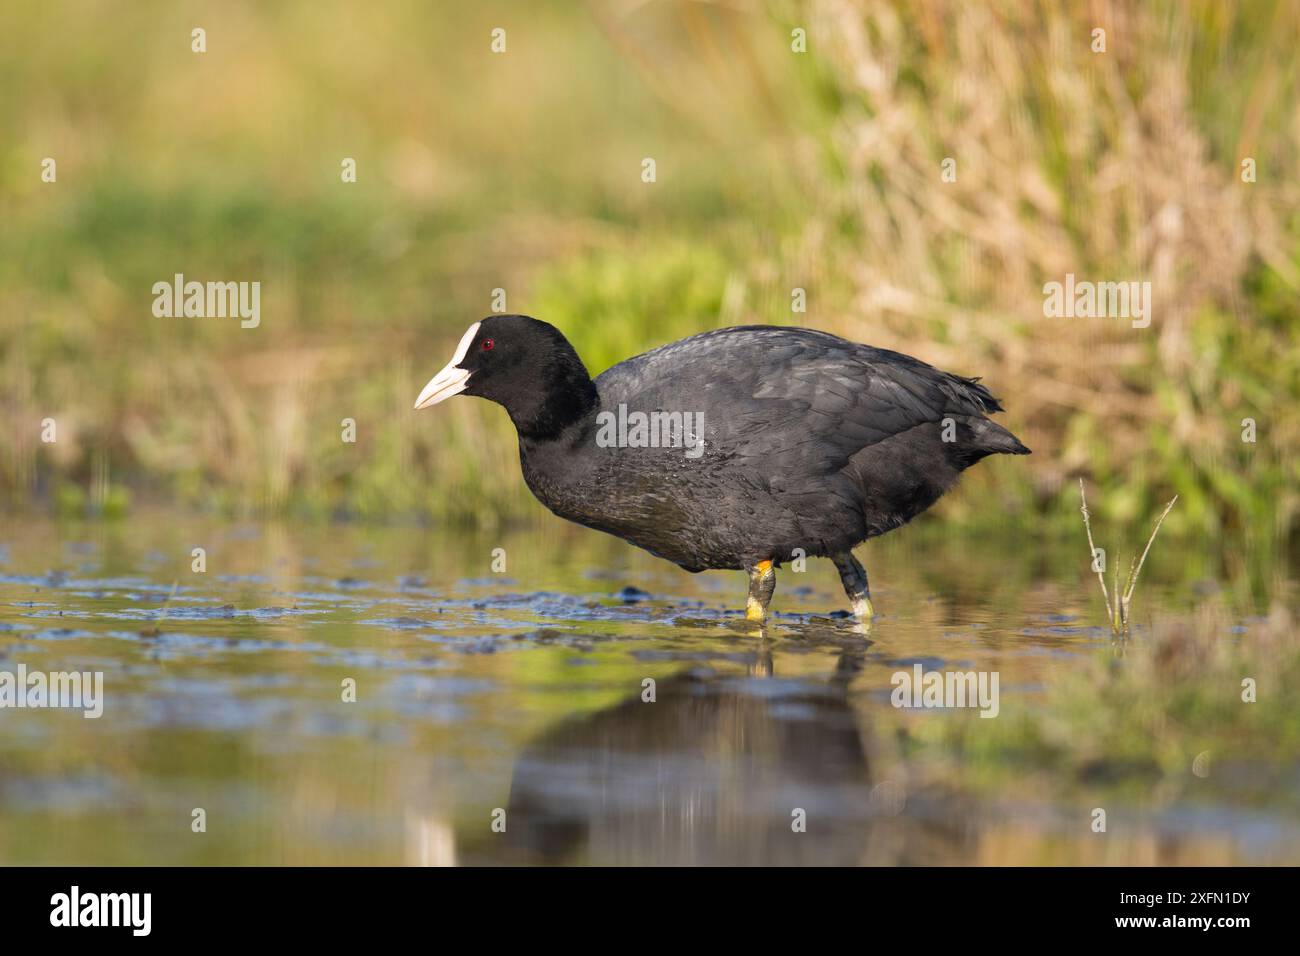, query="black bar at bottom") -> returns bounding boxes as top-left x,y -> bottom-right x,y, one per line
0,866 -> 1284,941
